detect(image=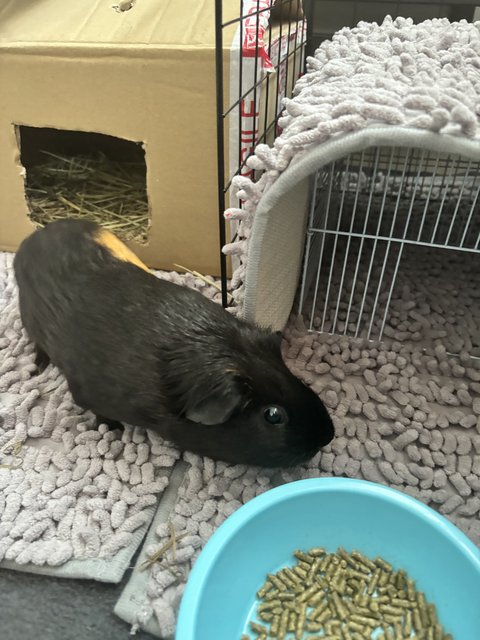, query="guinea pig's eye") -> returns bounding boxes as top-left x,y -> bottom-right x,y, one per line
263,406 -> 287,426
